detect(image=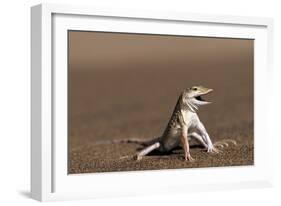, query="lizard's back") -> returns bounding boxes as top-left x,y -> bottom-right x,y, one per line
158,95 -> 186,152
